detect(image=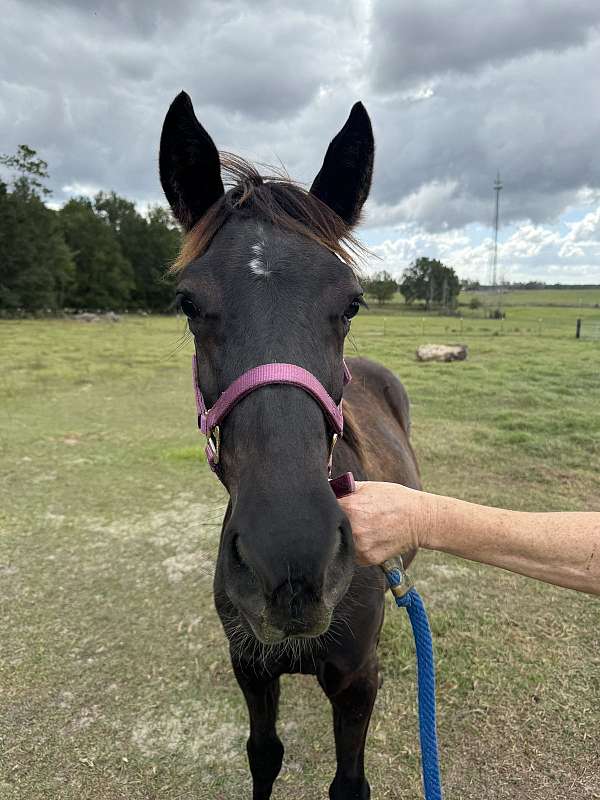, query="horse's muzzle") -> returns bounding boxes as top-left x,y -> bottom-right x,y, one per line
223,511 -> 354,644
